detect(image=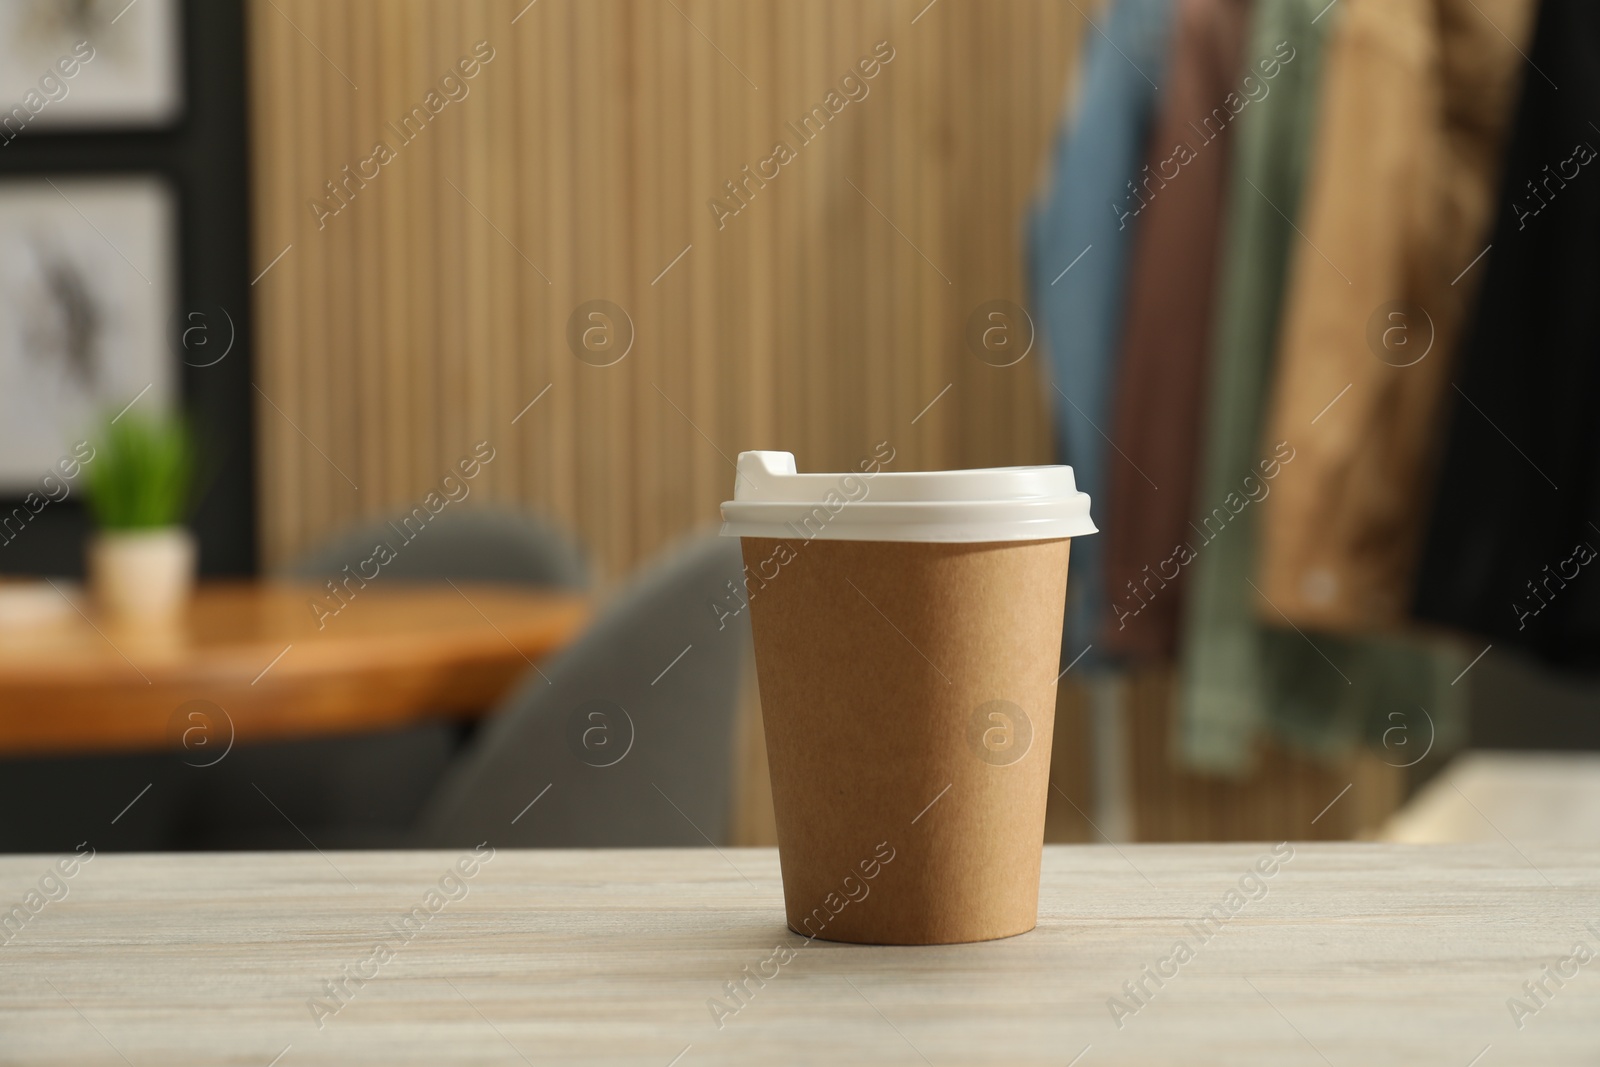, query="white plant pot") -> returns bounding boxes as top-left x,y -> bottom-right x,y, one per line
88,527 -> 197,621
